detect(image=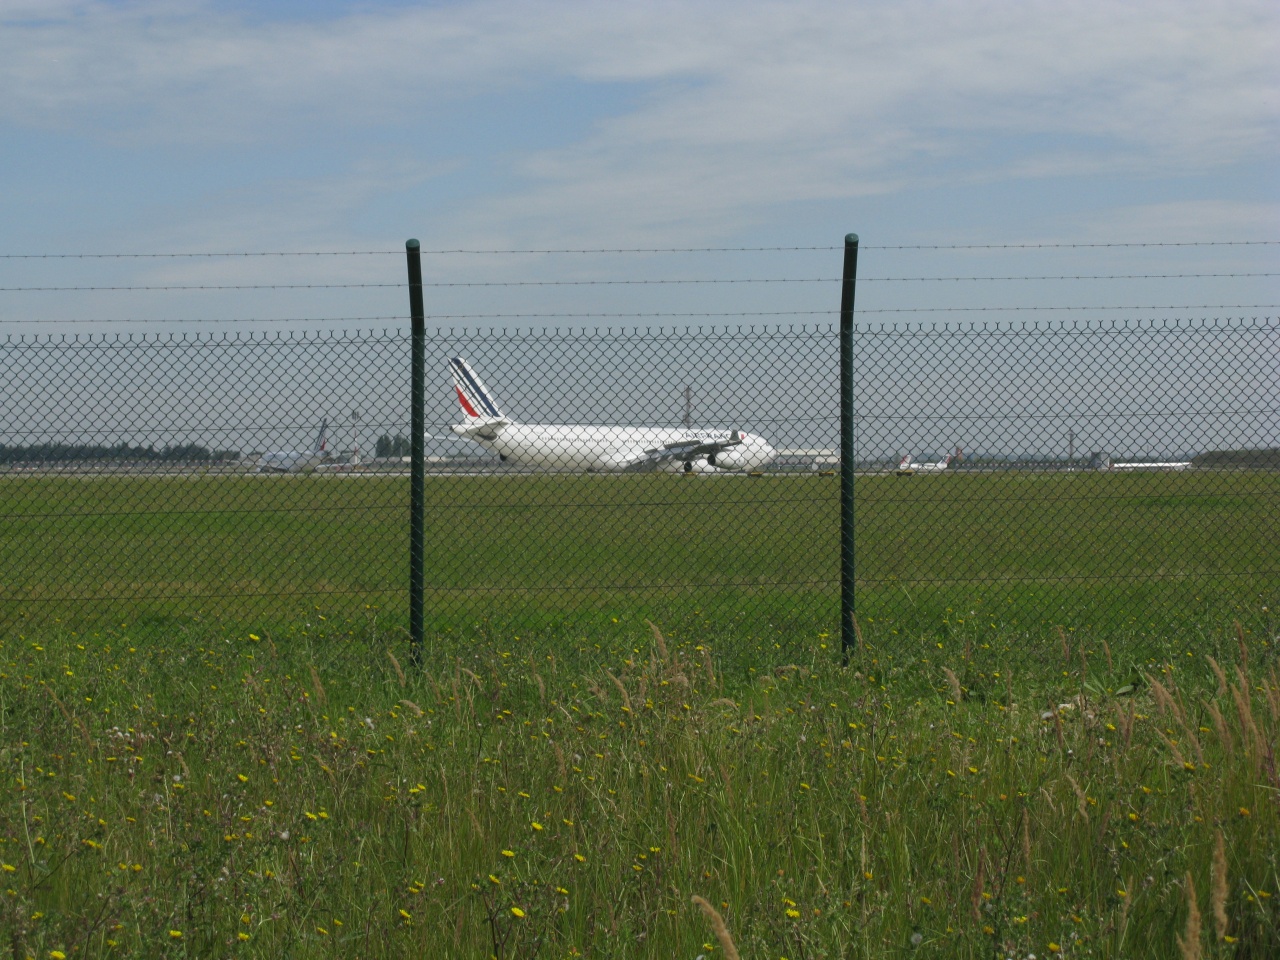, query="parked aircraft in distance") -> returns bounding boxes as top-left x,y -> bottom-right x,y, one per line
256,420 -> 331,473
896,447 -> 960,475
1109,460 -> 1192,471
448,358 -> 777,473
